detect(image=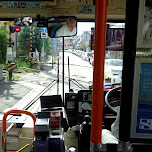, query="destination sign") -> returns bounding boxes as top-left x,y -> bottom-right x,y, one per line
2,1 -> 41,8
